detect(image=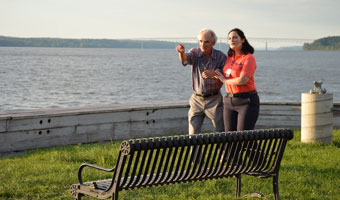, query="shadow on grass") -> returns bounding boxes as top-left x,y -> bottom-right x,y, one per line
333,141 -> 340,148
